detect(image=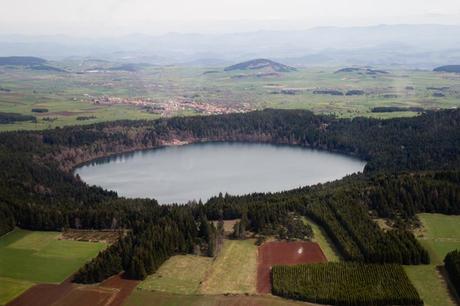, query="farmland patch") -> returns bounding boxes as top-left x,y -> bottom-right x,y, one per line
0,229 -> 106,283
272,263 -> 422,305
200,239 -> 257,294
257,241 -> 326,293
7,274 -> 138,306
138,255 -> 213,294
